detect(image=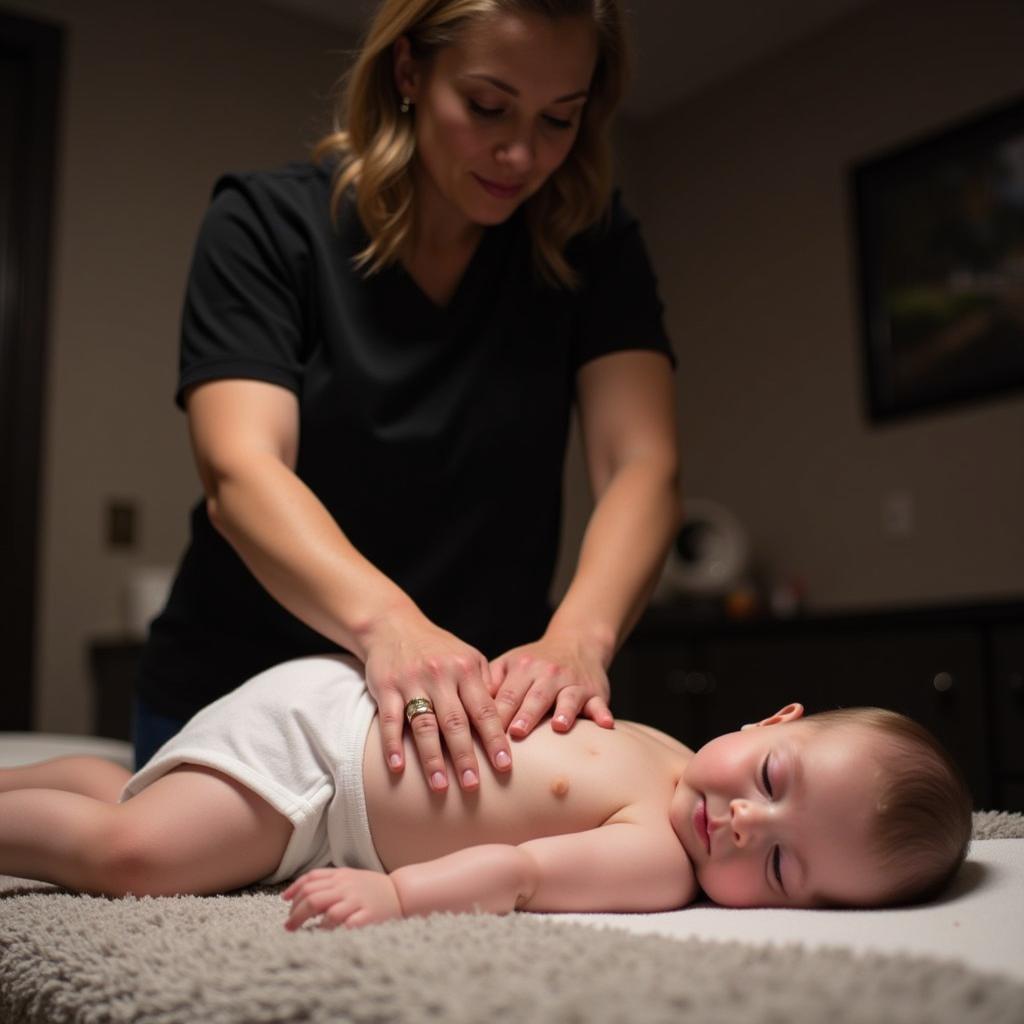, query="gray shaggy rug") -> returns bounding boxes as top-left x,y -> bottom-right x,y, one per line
1,811 -> 1022,1024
